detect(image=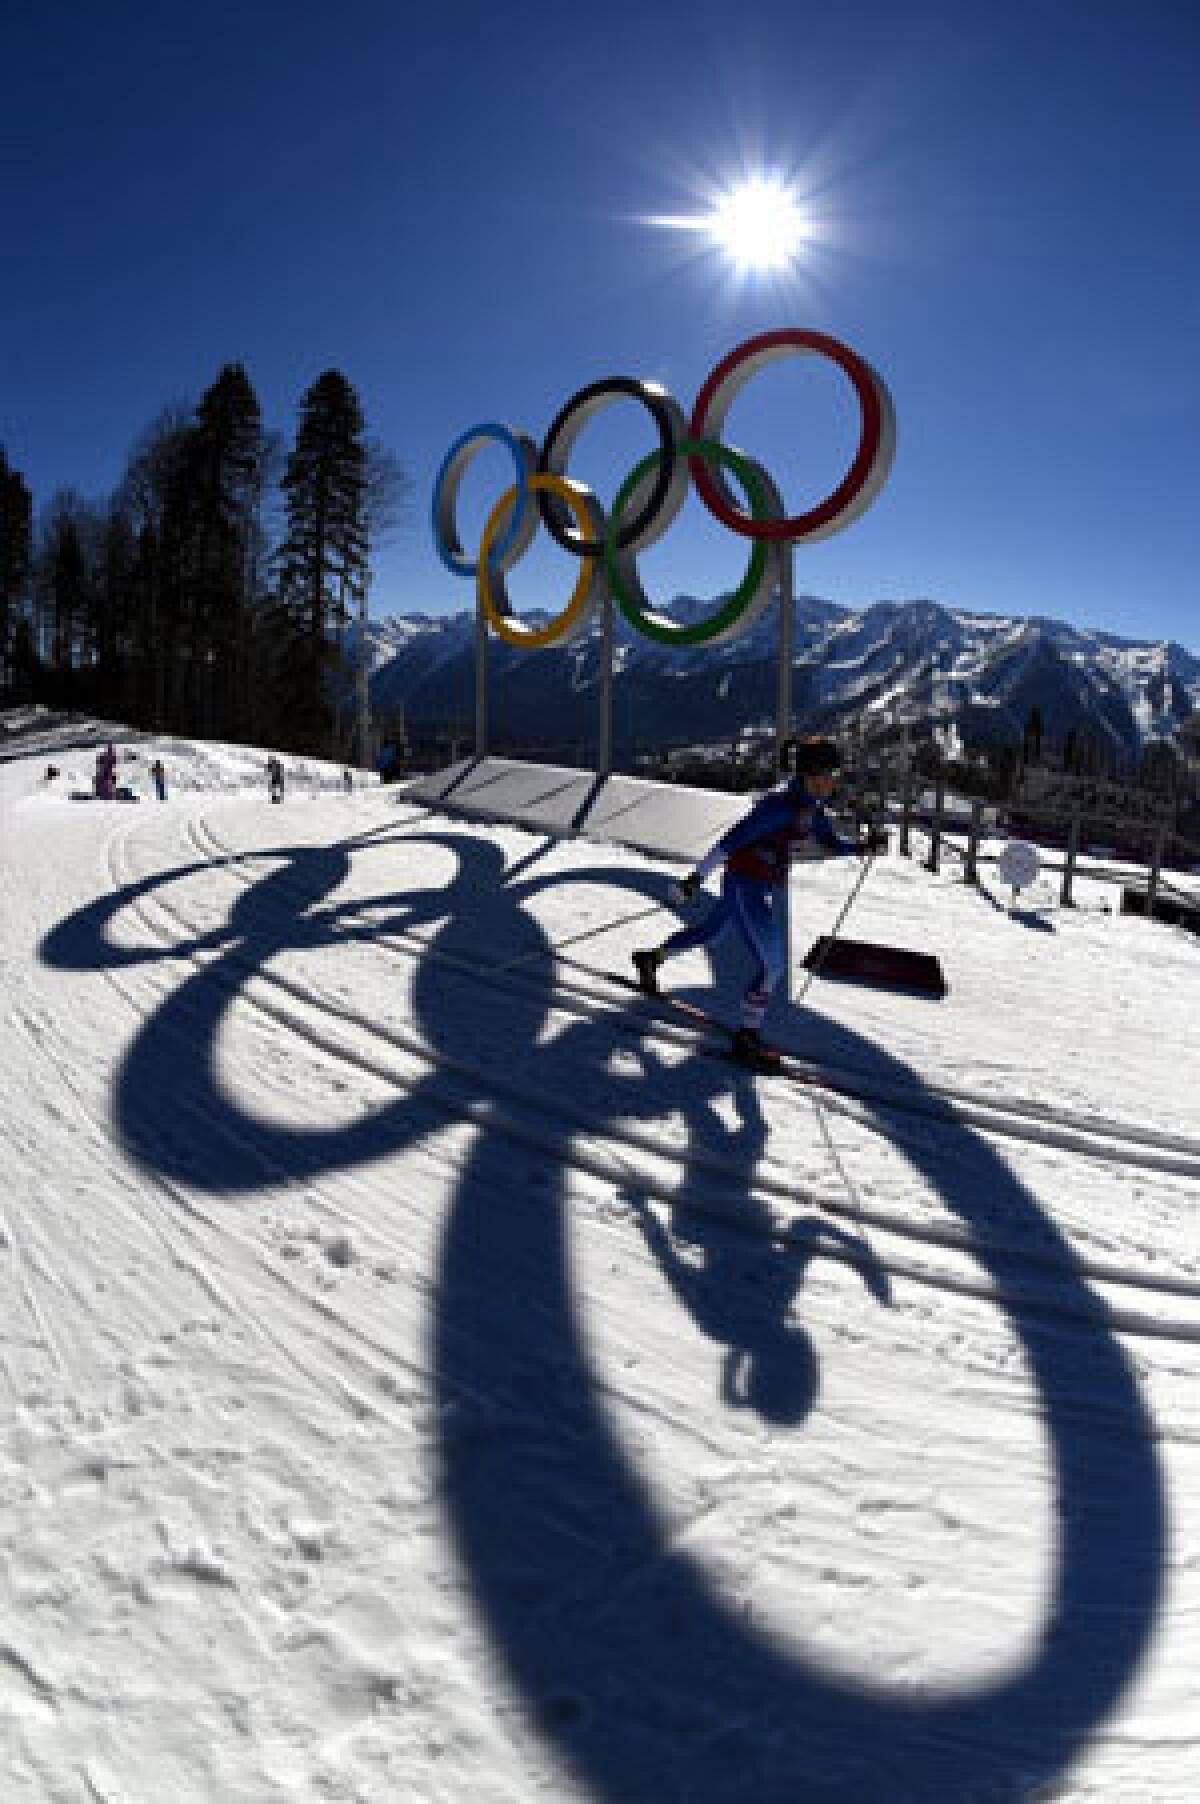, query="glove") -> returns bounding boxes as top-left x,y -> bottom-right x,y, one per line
859,826 -> 889,855
669,871 -> 702,906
